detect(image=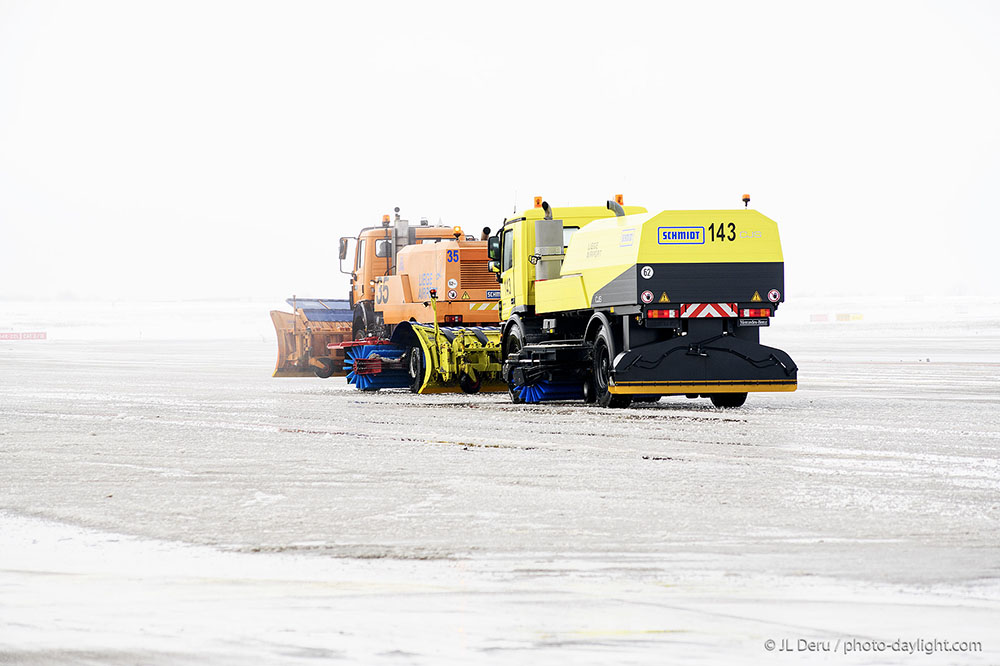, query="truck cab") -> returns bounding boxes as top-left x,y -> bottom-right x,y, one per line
339,212 -> 476,338
490,201 -> 647,321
